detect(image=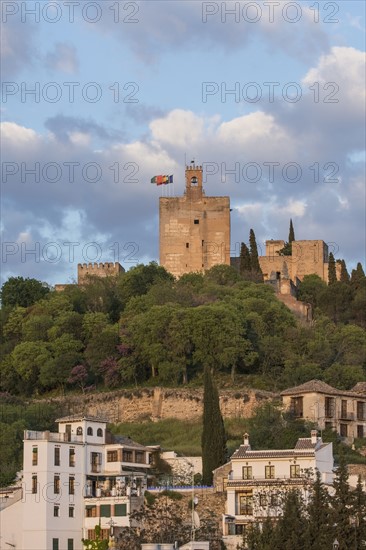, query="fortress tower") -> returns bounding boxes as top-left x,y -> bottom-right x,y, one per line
159,165 -> 230,277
